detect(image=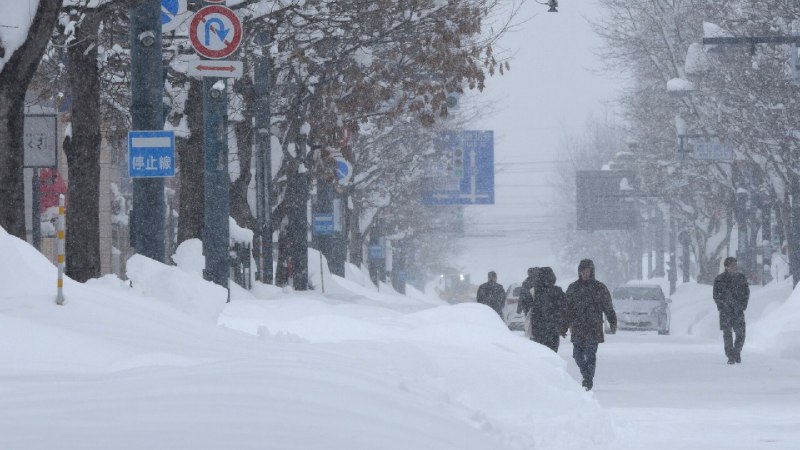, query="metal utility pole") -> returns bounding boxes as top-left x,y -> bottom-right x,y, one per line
254,30 -> 273,284
130,0 -> 165,262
